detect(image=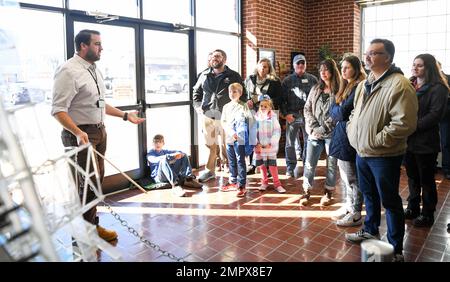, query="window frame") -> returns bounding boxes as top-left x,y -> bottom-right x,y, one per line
14,0 -> 241,192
